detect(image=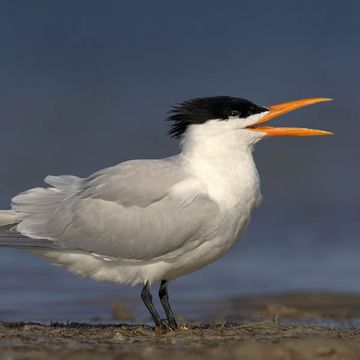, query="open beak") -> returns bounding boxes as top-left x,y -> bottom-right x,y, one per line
248,98 -> 334,137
